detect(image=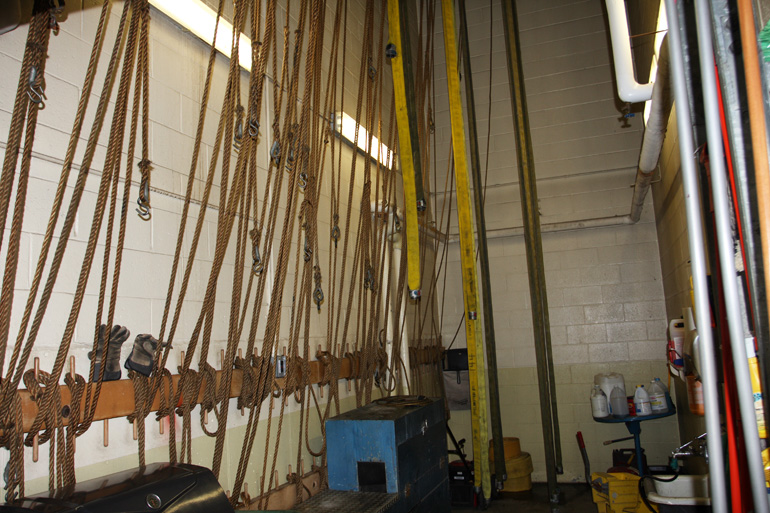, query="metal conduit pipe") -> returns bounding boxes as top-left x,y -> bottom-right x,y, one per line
664,0 -> 728,510
693,1 -> 768,510
630,36 -> 672,222
501,0 -> 561,506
